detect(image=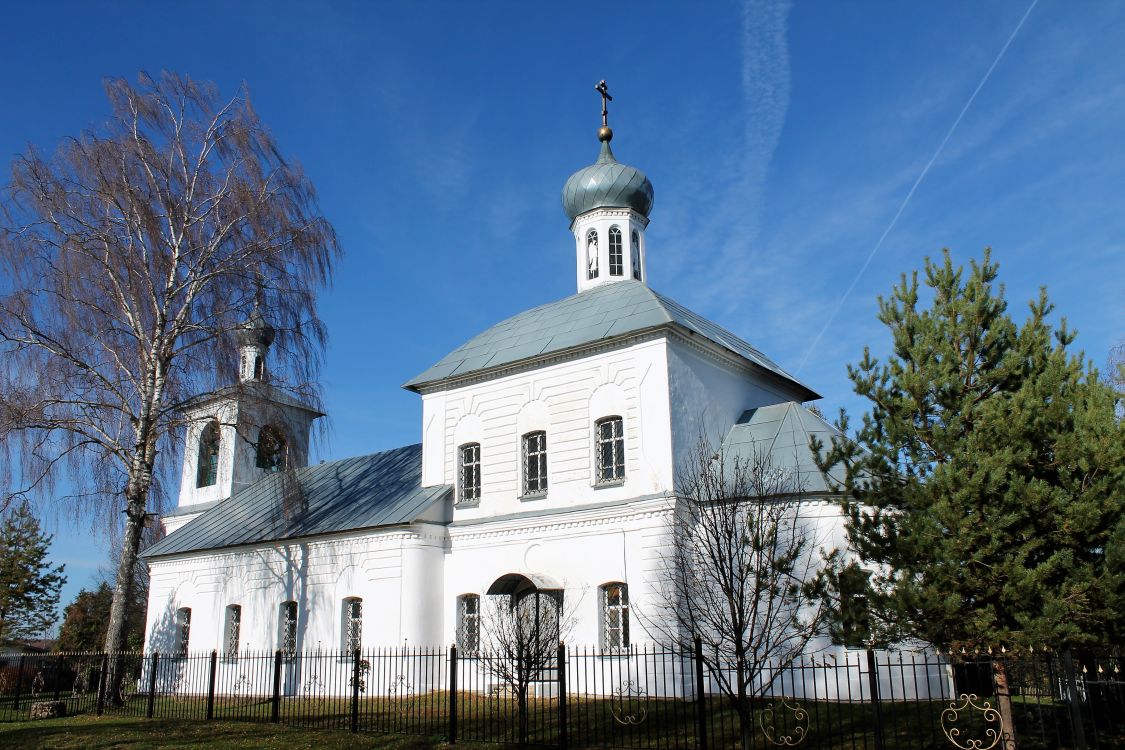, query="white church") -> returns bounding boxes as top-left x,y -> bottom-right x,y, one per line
141,98 -> 847,668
